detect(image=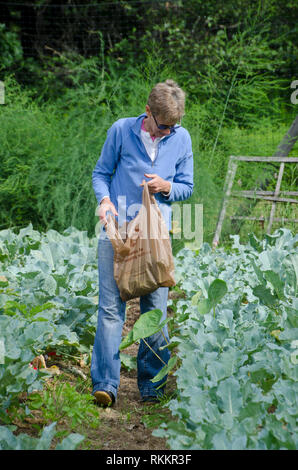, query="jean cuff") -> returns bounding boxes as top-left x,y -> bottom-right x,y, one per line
93,383 -> 117,400
140,387 -> 164,399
